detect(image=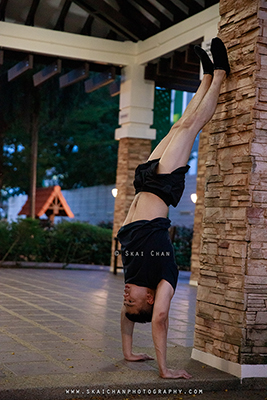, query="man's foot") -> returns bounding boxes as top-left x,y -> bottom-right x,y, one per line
194,45 -> 214,75
210,37 -> 230,77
